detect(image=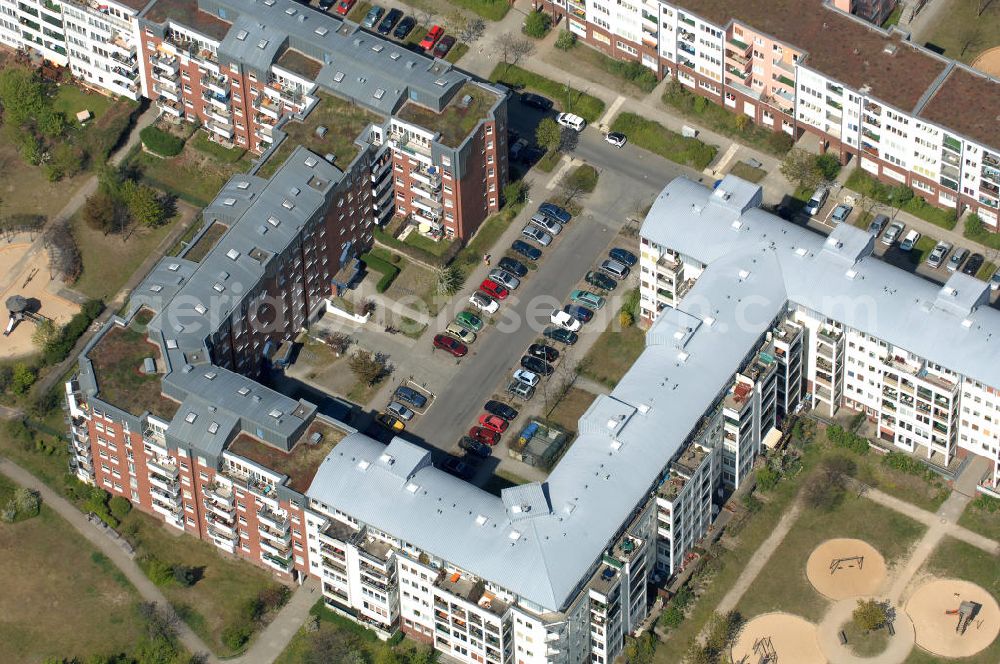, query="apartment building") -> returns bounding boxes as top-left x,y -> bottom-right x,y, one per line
538,0 -> 1000,229
831,0 -> 897,25
0,0 -> 143,99
640,174 -> 1000,484
133,0 -> 506,240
